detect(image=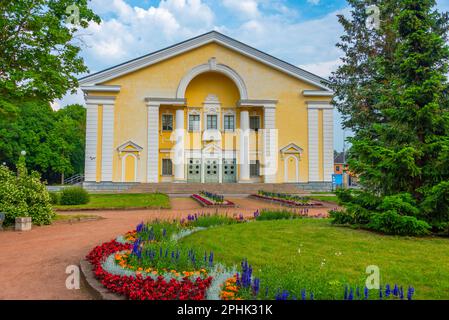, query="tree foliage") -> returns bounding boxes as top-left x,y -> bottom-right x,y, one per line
0,102 -> 86,184
329,0 -> 449,234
